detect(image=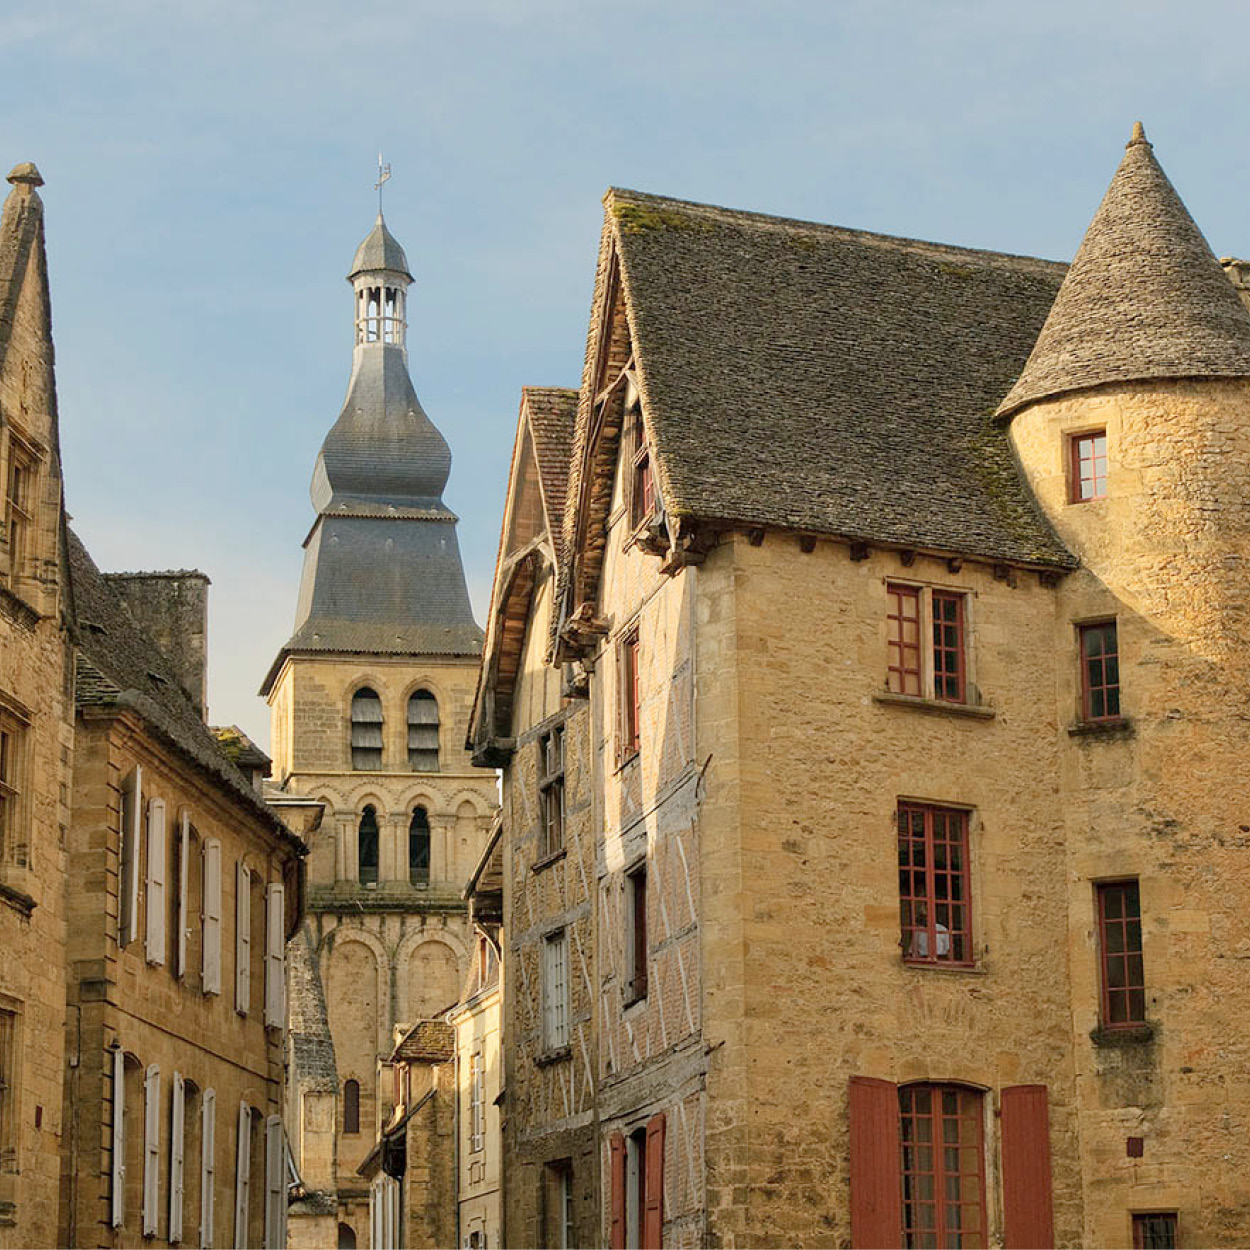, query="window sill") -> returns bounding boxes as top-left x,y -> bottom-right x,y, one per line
532,847 -> 567,873
1068,717 -> 1133,738
535,1045 -> 571,1068
1091,1023 -> 1155,1047
902,958 -> 984,975
873,693 -> 995,720
623,986 -> 649,1009
614,749 -> 640,775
